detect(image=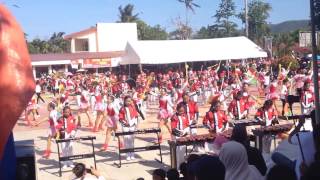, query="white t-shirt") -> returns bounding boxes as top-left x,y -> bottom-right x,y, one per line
264,76 -> 270,86
280,85 -> 288,99
35,85 -> 41,93
49,110 -> 59,126
291,132 -> 315,179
